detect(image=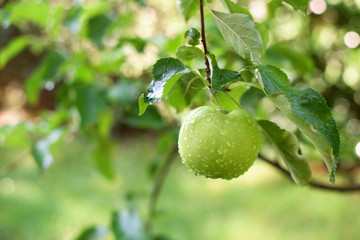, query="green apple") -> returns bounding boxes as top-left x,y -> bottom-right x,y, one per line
178,106 -> 260,180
